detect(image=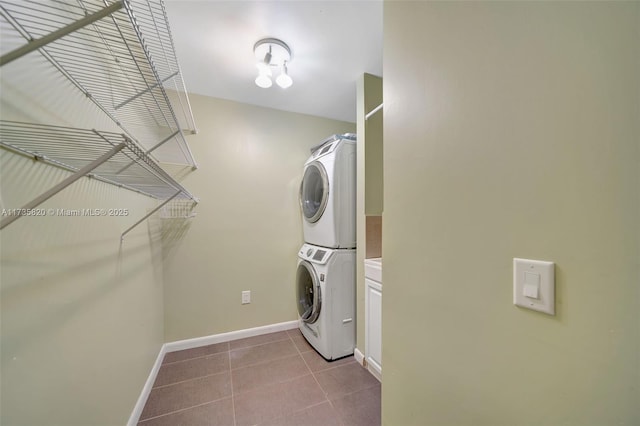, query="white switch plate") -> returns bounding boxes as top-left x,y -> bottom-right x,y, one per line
241,290 -> 251,304
513,258 -> 555,315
